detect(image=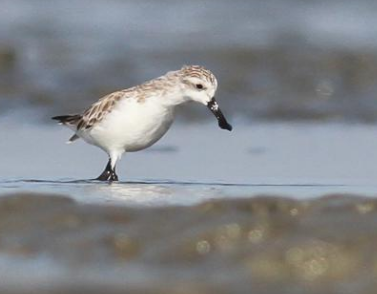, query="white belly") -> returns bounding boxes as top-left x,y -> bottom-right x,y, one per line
80,98 -> 174,153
